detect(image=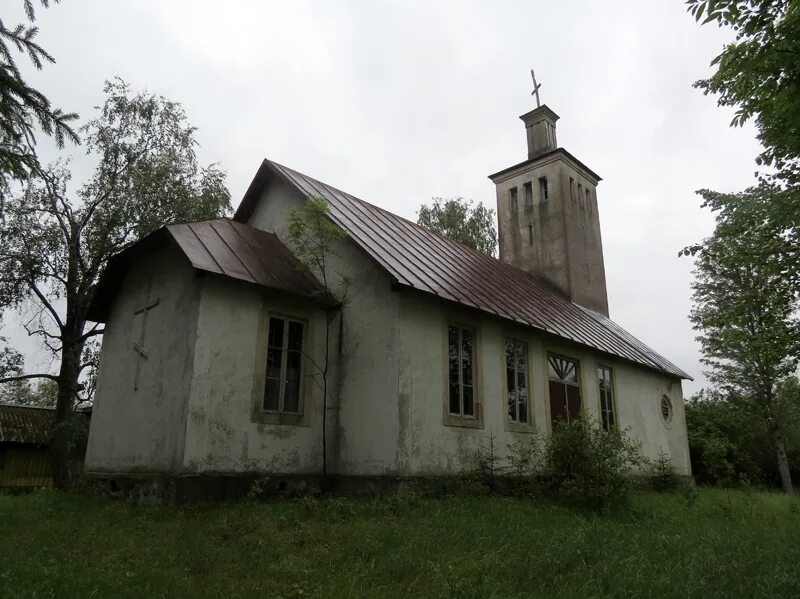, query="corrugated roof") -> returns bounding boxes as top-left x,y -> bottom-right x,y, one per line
87,219 -> 334,322
0,404 -> 55,445
236,159 -> 691,380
